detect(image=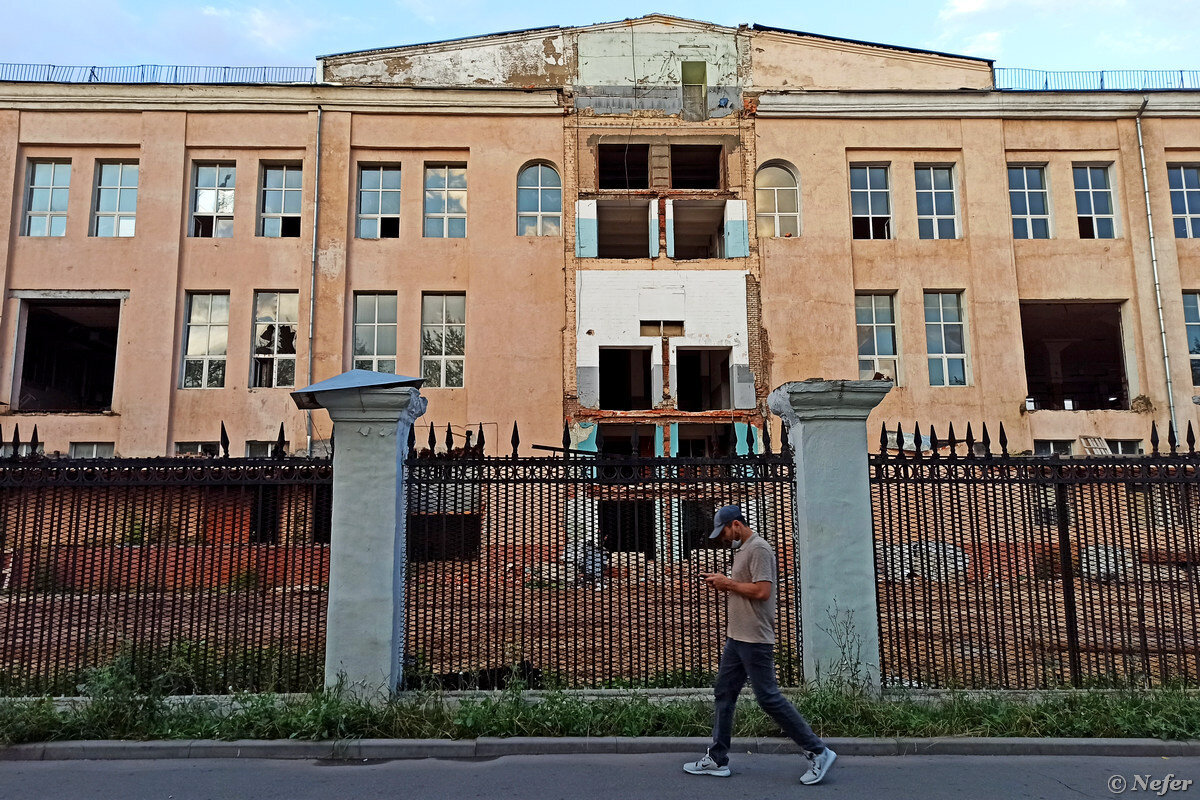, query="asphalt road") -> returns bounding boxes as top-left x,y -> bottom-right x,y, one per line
3,753 -> 1199,800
